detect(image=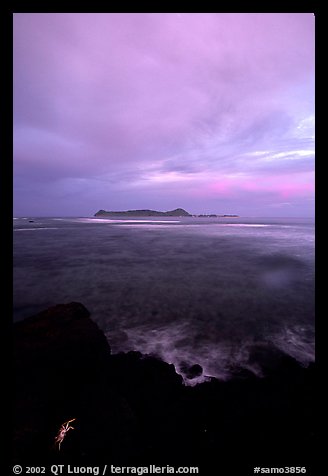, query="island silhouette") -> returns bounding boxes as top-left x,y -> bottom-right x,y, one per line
95,208 -> 238,217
